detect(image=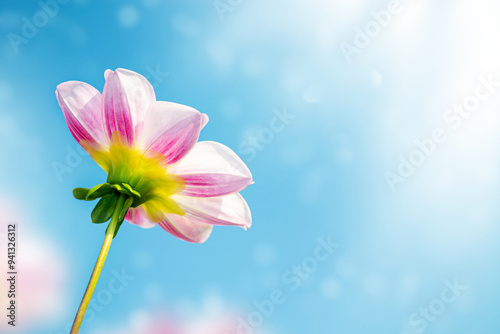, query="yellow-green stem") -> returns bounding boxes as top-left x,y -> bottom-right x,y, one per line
70,194 -> 127,334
